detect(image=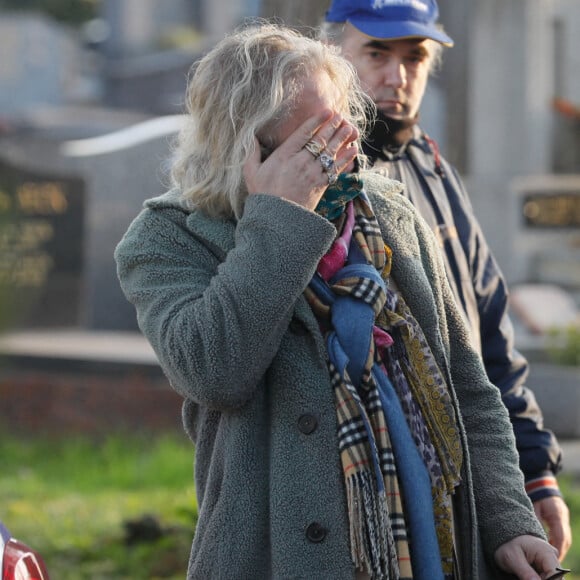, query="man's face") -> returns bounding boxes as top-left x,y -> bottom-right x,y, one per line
339,23 -> 434,121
